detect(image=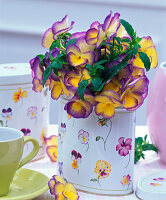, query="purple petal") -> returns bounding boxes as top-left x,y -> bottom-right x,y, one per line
90,21 -> 100,29
118,137 -> 125,145
116,144 -> 122,151
125,138 -> 132,145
